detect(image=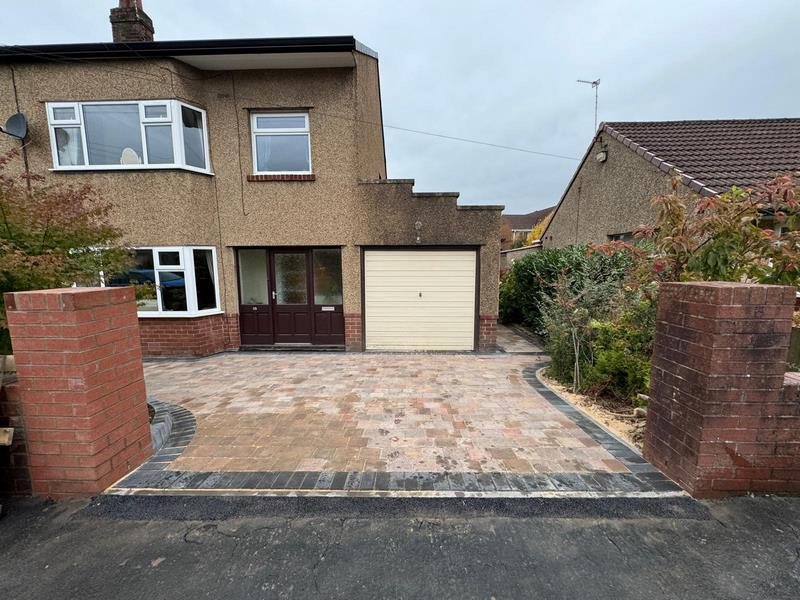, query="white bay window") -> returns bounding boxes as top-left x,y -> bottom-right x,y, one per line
46,100 -> 211,174
109,246 -> 221,317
